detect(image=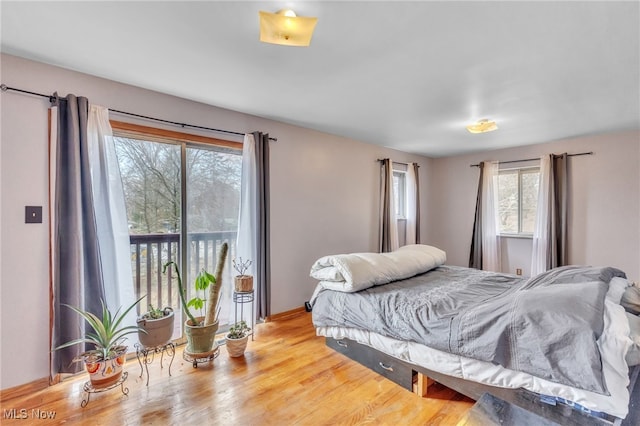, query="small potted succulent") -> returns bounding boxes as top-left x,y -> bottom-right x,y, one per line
232,257 -> 253,292
137,304 -> 174,348
54,296 -> 145,389
225,320 -> 251,357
